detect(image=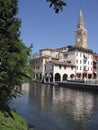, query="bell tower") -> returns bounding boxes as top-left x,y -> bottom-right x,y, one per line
75,9 -> 88,49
